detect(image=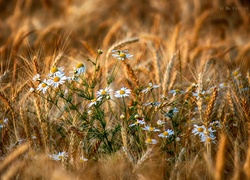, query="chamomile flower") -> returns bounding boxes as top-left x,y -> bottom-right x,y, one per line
169,89 -> 184,96
142,125 -> 160,132
0,118 -> 8,129
192,124 -> 206,137
158,129 -> 174,138
88,97 -> 101,108
74,63 -> 85,75
114,87 -> 131,98
32,74 -> 41,82
80,155 -> 88,162
232,68 -> 241,80
96,87 -> 112,98
145,138 -> 157,144
157,119 -> 165,126
112,50 -> 133,60
49,66 -> 65,77
36,79 -> 50,94
48,74 -> 68,88
141,83 -> 160,93
49,151 -> 68,161
200,134 -> 216,144
30,87 -> 35,92
129,118 -> 146,127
